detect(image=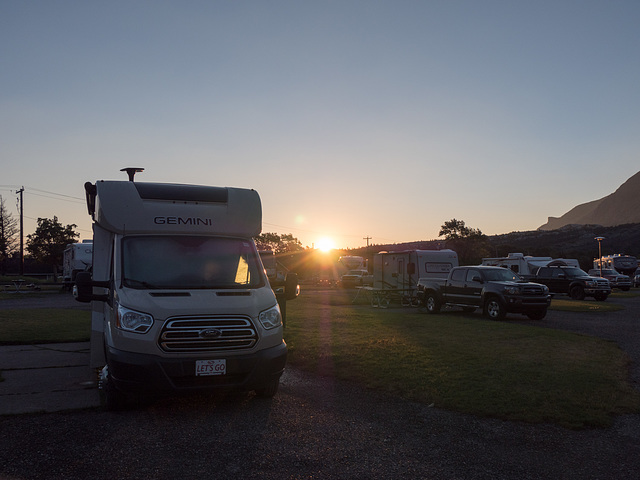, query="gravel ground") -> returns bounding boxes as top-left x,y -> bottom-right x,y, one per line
0,291 -> 639,479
